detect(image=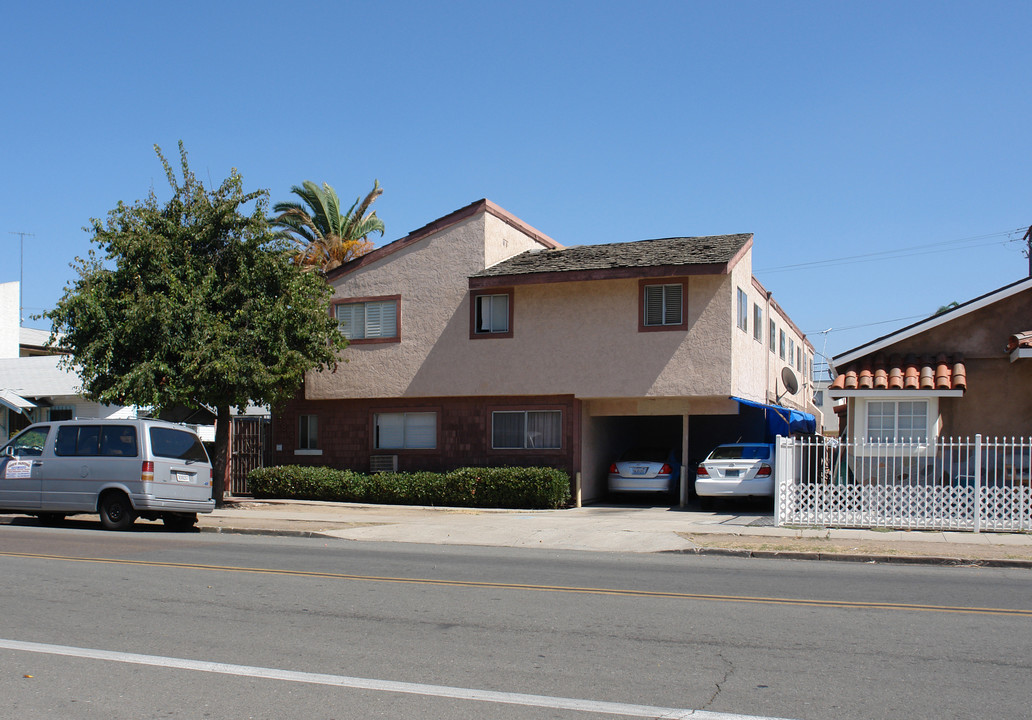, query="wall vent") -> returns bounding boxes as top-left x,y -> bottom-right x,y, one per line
370,455 -> 398,473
